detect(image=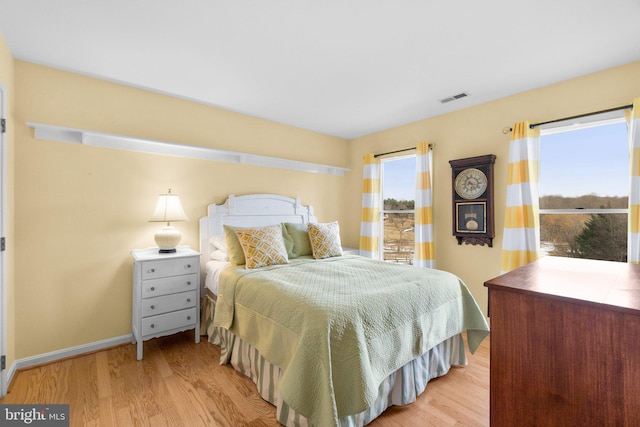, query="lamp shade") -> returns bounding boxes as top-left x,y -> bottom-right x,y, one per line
150,191 -> 188,223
